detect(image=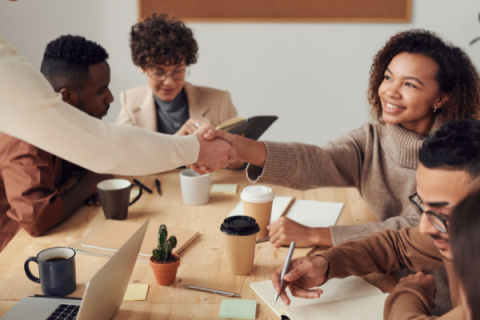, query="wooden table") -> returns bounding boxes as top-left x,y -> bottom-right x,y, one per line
0,169 -> 396,319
